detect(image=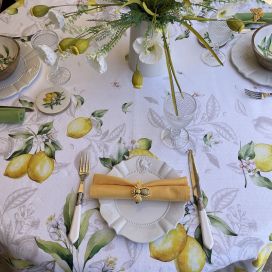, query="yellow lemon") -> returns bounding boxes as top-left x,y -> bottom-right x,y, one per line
58,38 -> 77,52
4,154 -> 32,178
175,236 -> 206,272
136,138 -> 152,150
252,243 -> 272,268
149,224 -> 187,262
30,5 -> 50,17
254,144 -> 272,172
27,152 -> 54,183
129,149 -> 157,159
71,39 -> 90,55
67,117 -> 92,139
